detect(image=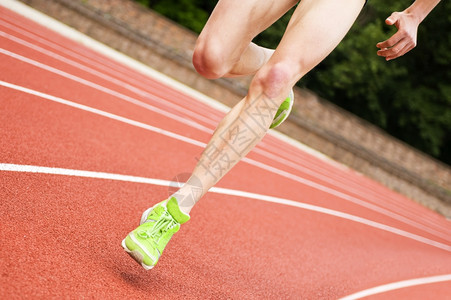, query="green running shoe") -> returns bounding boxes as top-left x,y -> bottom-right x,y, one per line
122,197 -> 190,270
270,89 -> 294,129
